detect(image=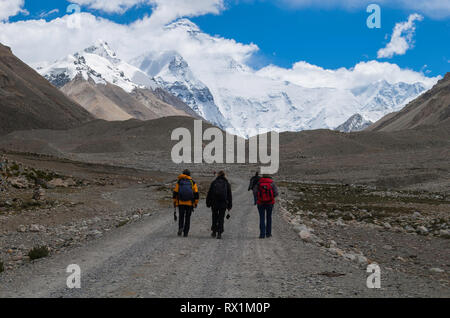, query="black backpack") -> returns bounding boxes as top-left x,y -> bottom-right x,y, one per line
212,178 -> 228,202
